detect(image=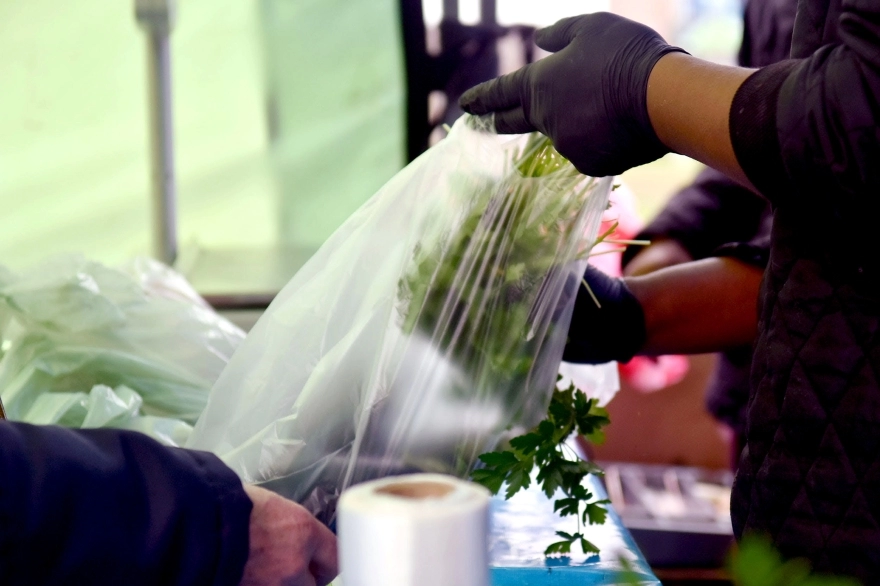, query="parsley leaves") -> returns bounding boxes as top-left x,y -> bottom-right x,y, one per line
472,377 -> 611,555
